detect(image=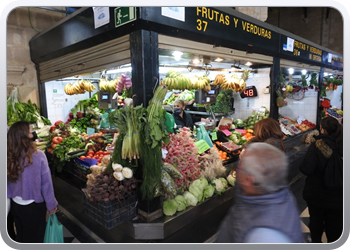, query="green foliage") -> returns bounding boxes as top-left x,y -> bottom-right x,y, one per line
210,89 -> 233,114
